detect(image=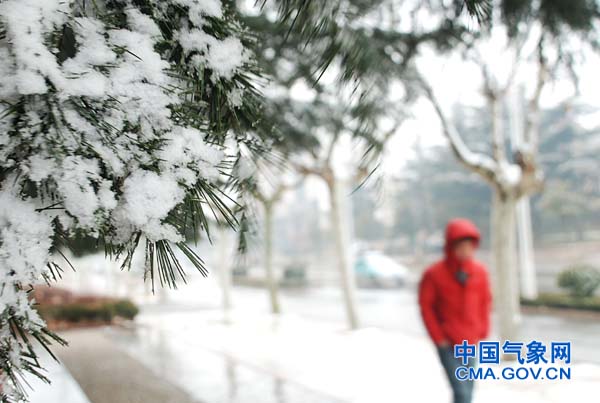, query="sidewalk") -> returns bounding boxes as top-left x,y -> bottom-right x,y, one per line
103,309 -> 600,403
55,328 -> 202,403
26,350 -> 90,403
